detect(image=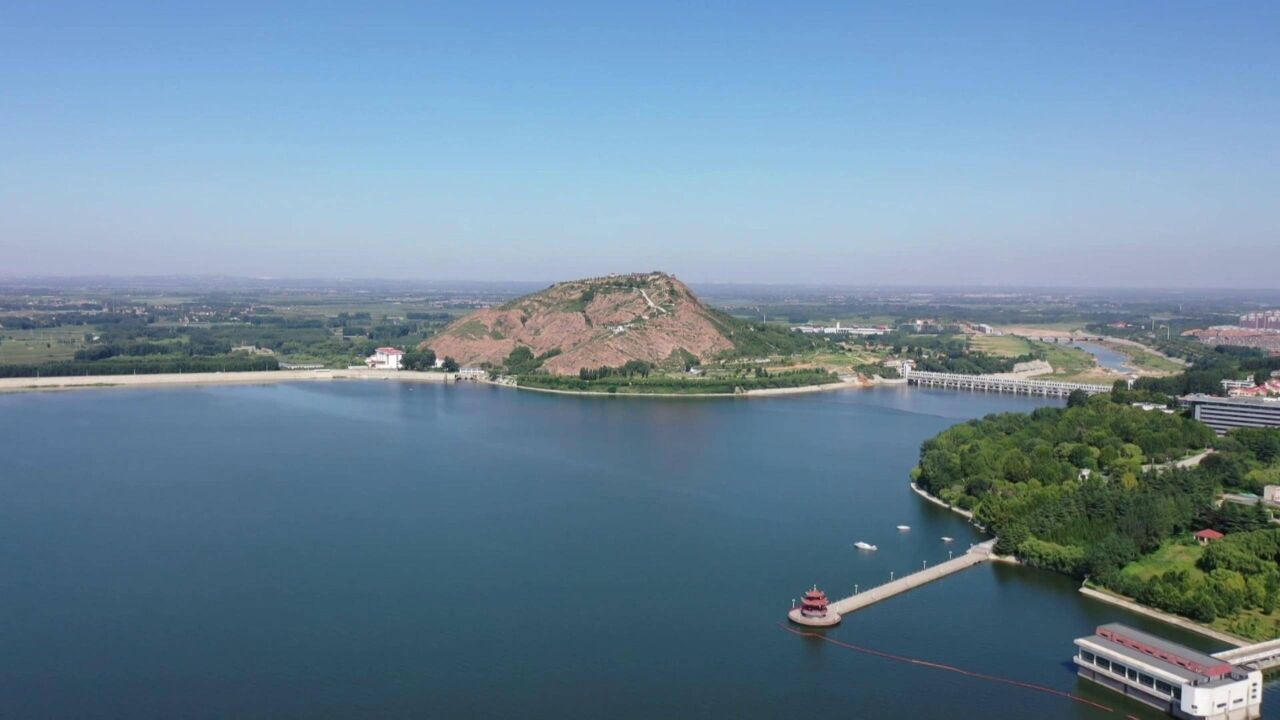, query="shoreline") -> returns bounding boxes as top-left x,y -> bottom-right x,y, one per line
0,369 -> 865,399
907,482 -> 1251,641
510,379 -> 864,399
0,368 -> 456,394
1078,586 -> 1250,648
